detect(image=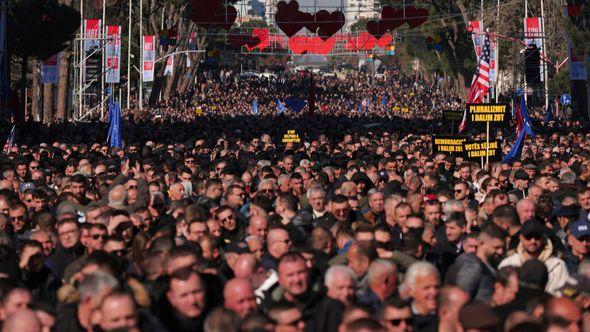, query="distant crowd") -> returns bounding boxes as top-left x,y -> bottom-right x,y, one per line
0,65 -> 587,332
